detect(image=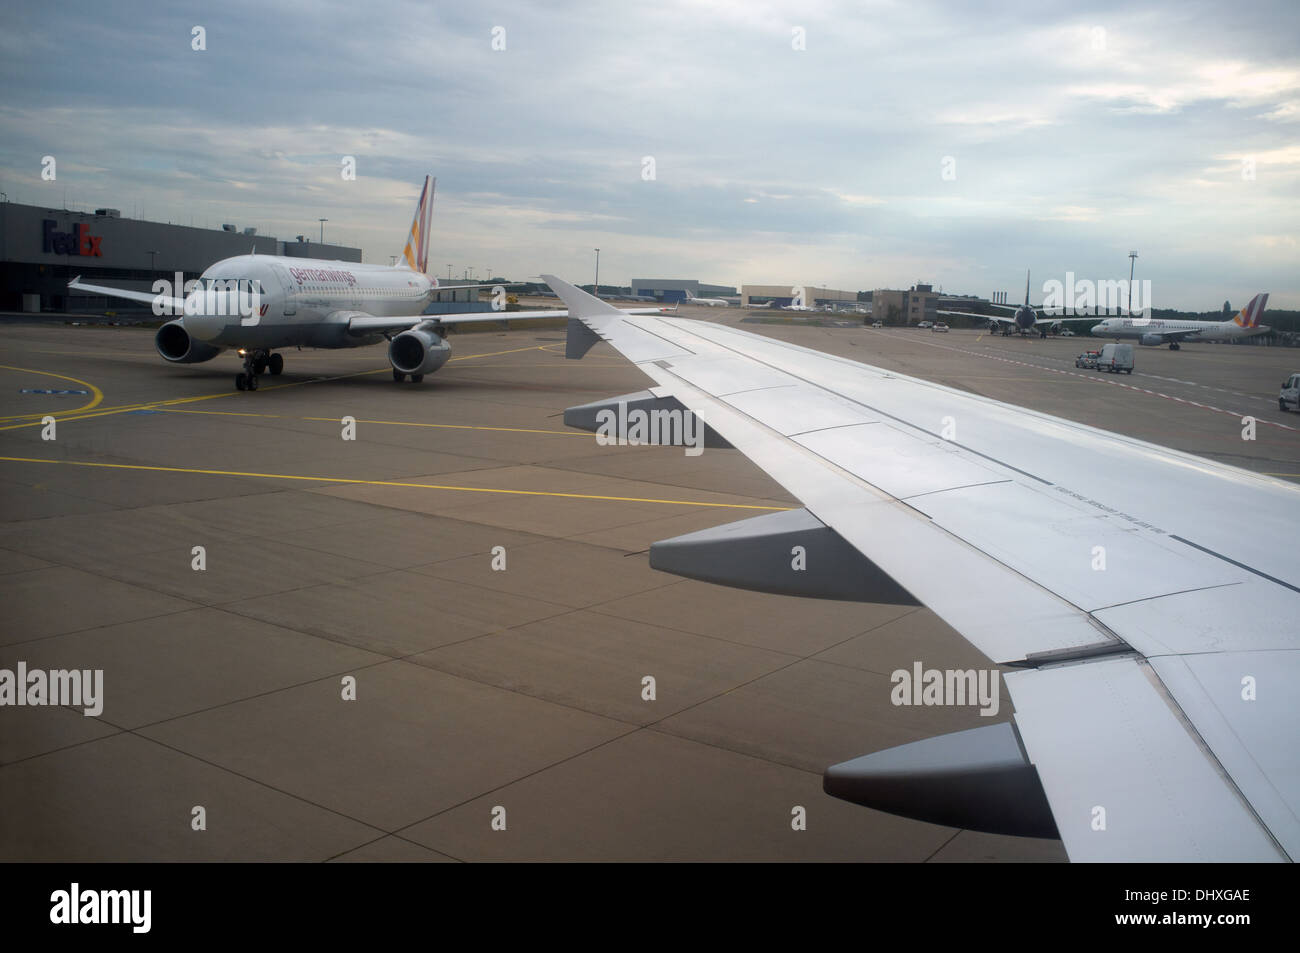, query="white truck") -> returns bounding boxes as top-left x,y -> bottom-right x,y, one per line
1098,342 -> 1134,374
1281,372 -> 1300,412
